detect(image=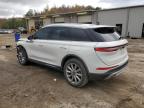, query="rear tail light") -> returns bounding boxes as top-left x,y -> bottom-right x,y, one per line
95,47 -> 119,52
95,44 -> 127,52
